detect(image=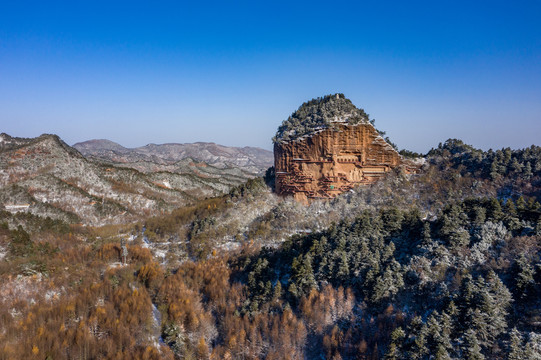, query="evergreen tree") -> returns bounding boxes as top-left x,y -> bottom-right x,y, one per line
513,254 -> 535,301
507,328 -> 524,360
503,200 -> 521,232
425,312 -> 454,358
421,221 -> 432,246
479,272 -> 511,348
407,317 -> 429,360
516,196 -> 527,212
335,250 -> 350,282
524,332 -> 541,359
510,158 -> 523,173
384,327 -> 405,360
490,160 -> 501,180
434,344 -> 452,360
524,161 -> 533,179
527,197 -> 541,211
459,273 -> 511,351
487,198 -> 504,222
272,281 -> 283,303
462,329 -> 485,360
163,322 -> 187,357
290,254 -> 317,298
